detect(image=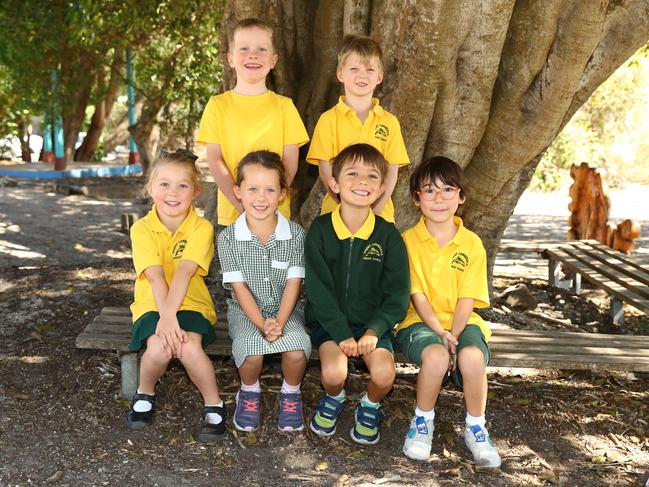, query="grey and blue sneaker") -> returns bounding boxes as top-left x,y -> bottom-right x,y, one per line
310,394 -> 345,437
350,403 -> 384,445
278,392 -> 304,432
233,390 -> 261,432
464,424 -> 501,467
403,415 -> 434,461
